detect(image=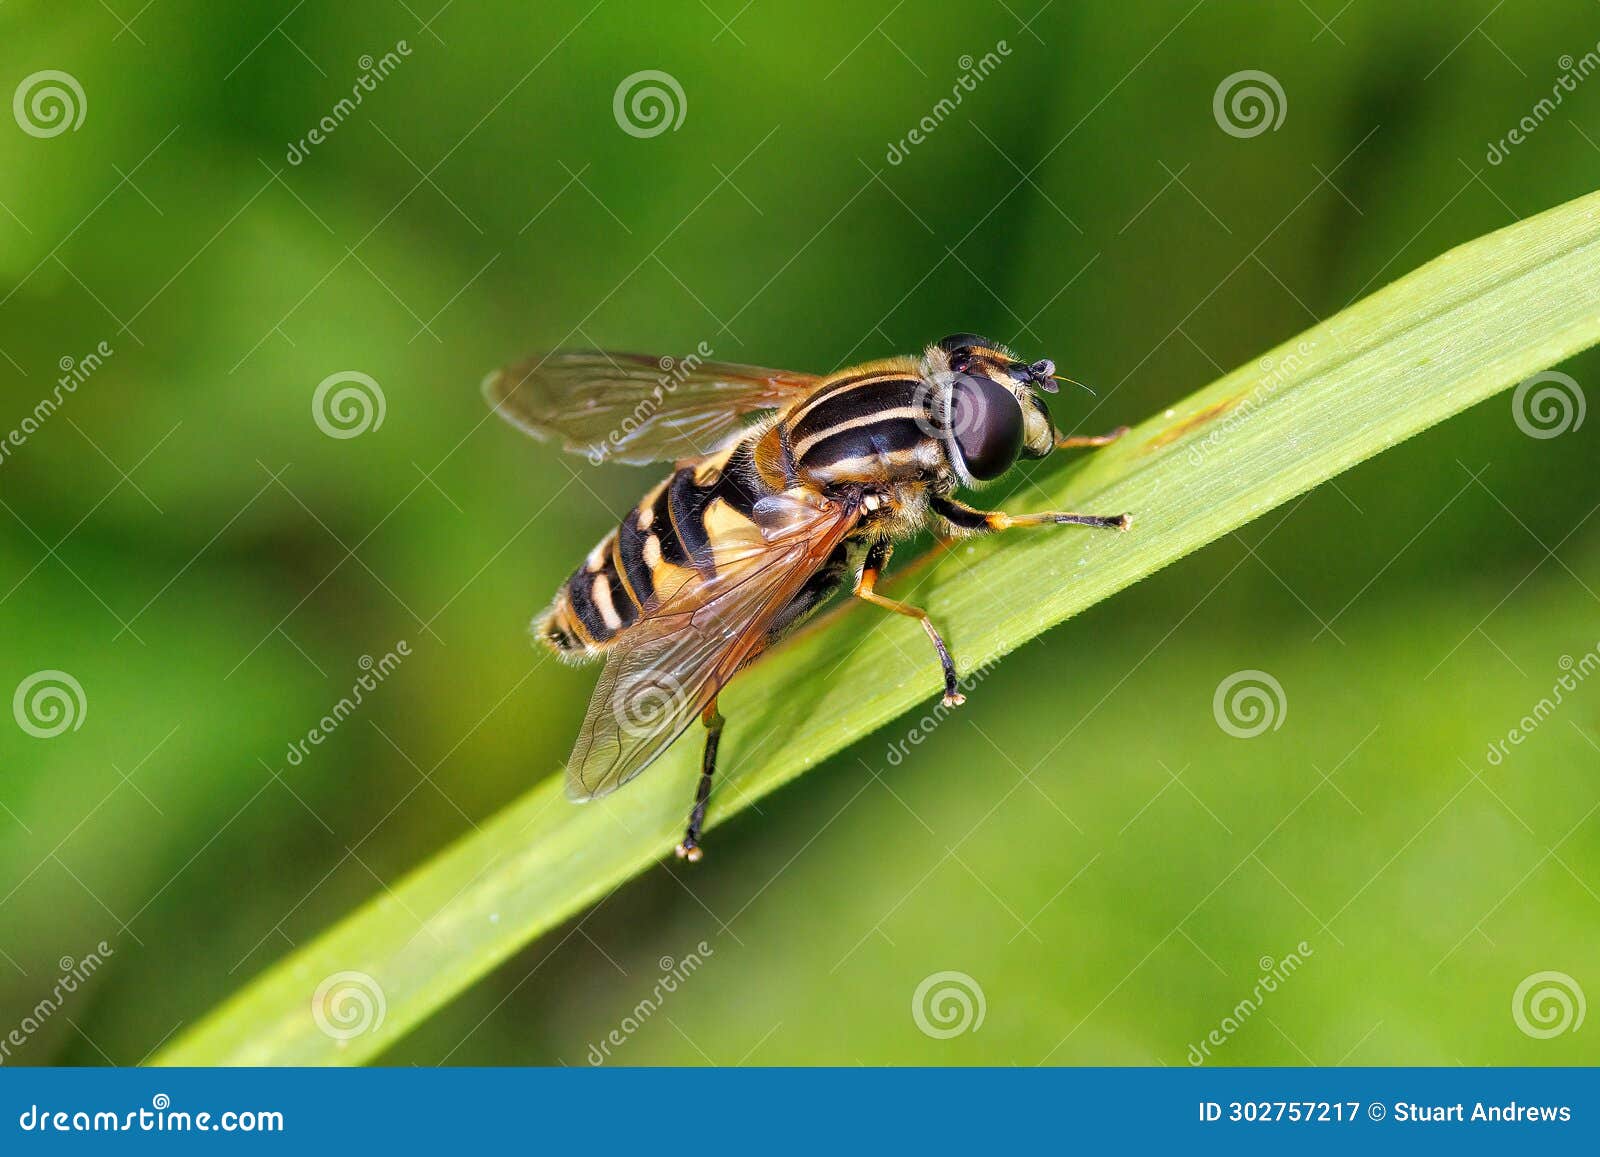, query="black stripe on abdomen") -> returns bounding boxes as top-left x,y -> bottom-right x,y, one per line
659,438 -> 775,579
667,468 -> 714,574
616,511 -> 656,608
562,551 -> 637,644
650,483 -> 692,569
564,565 -> 610,641
598,553 -> 638,629
708,440 -> 764,518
